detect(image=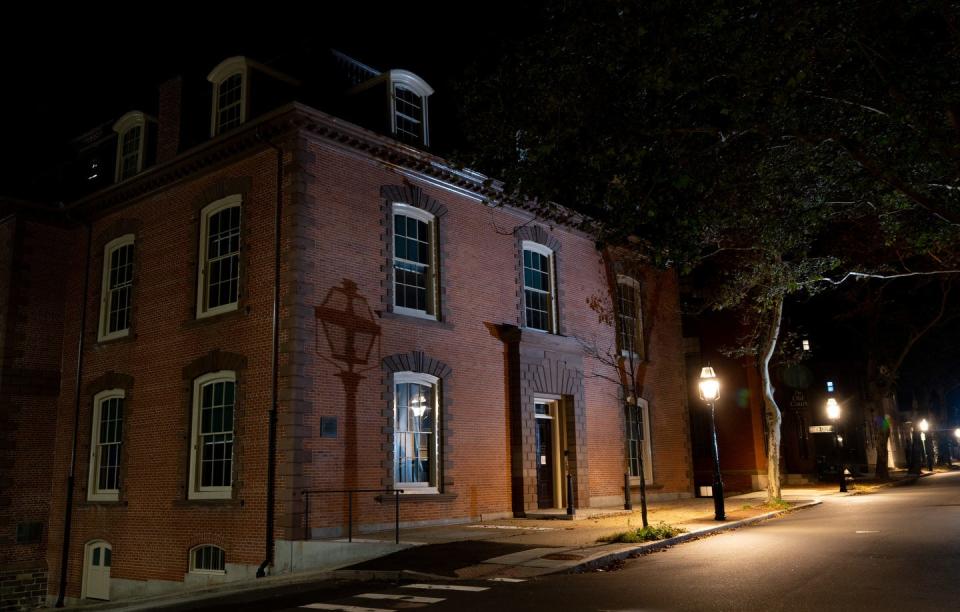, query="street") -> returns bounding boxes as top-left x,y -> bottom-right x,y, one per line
174,472 -> 960,611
